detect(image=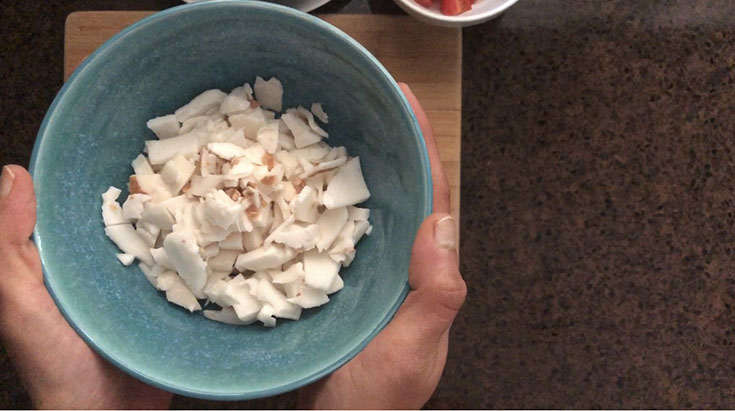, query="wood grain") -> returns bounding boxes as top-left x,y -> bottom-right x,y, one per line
64,11 -> 462,235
